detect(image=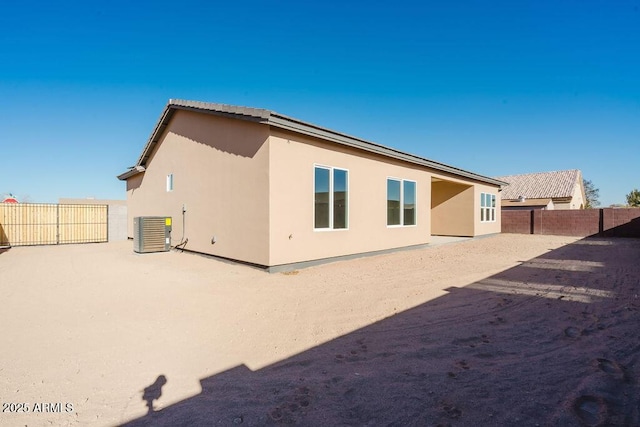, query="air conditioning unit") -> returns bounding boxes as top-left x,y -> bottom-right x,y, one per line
133,217 -> 172,253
